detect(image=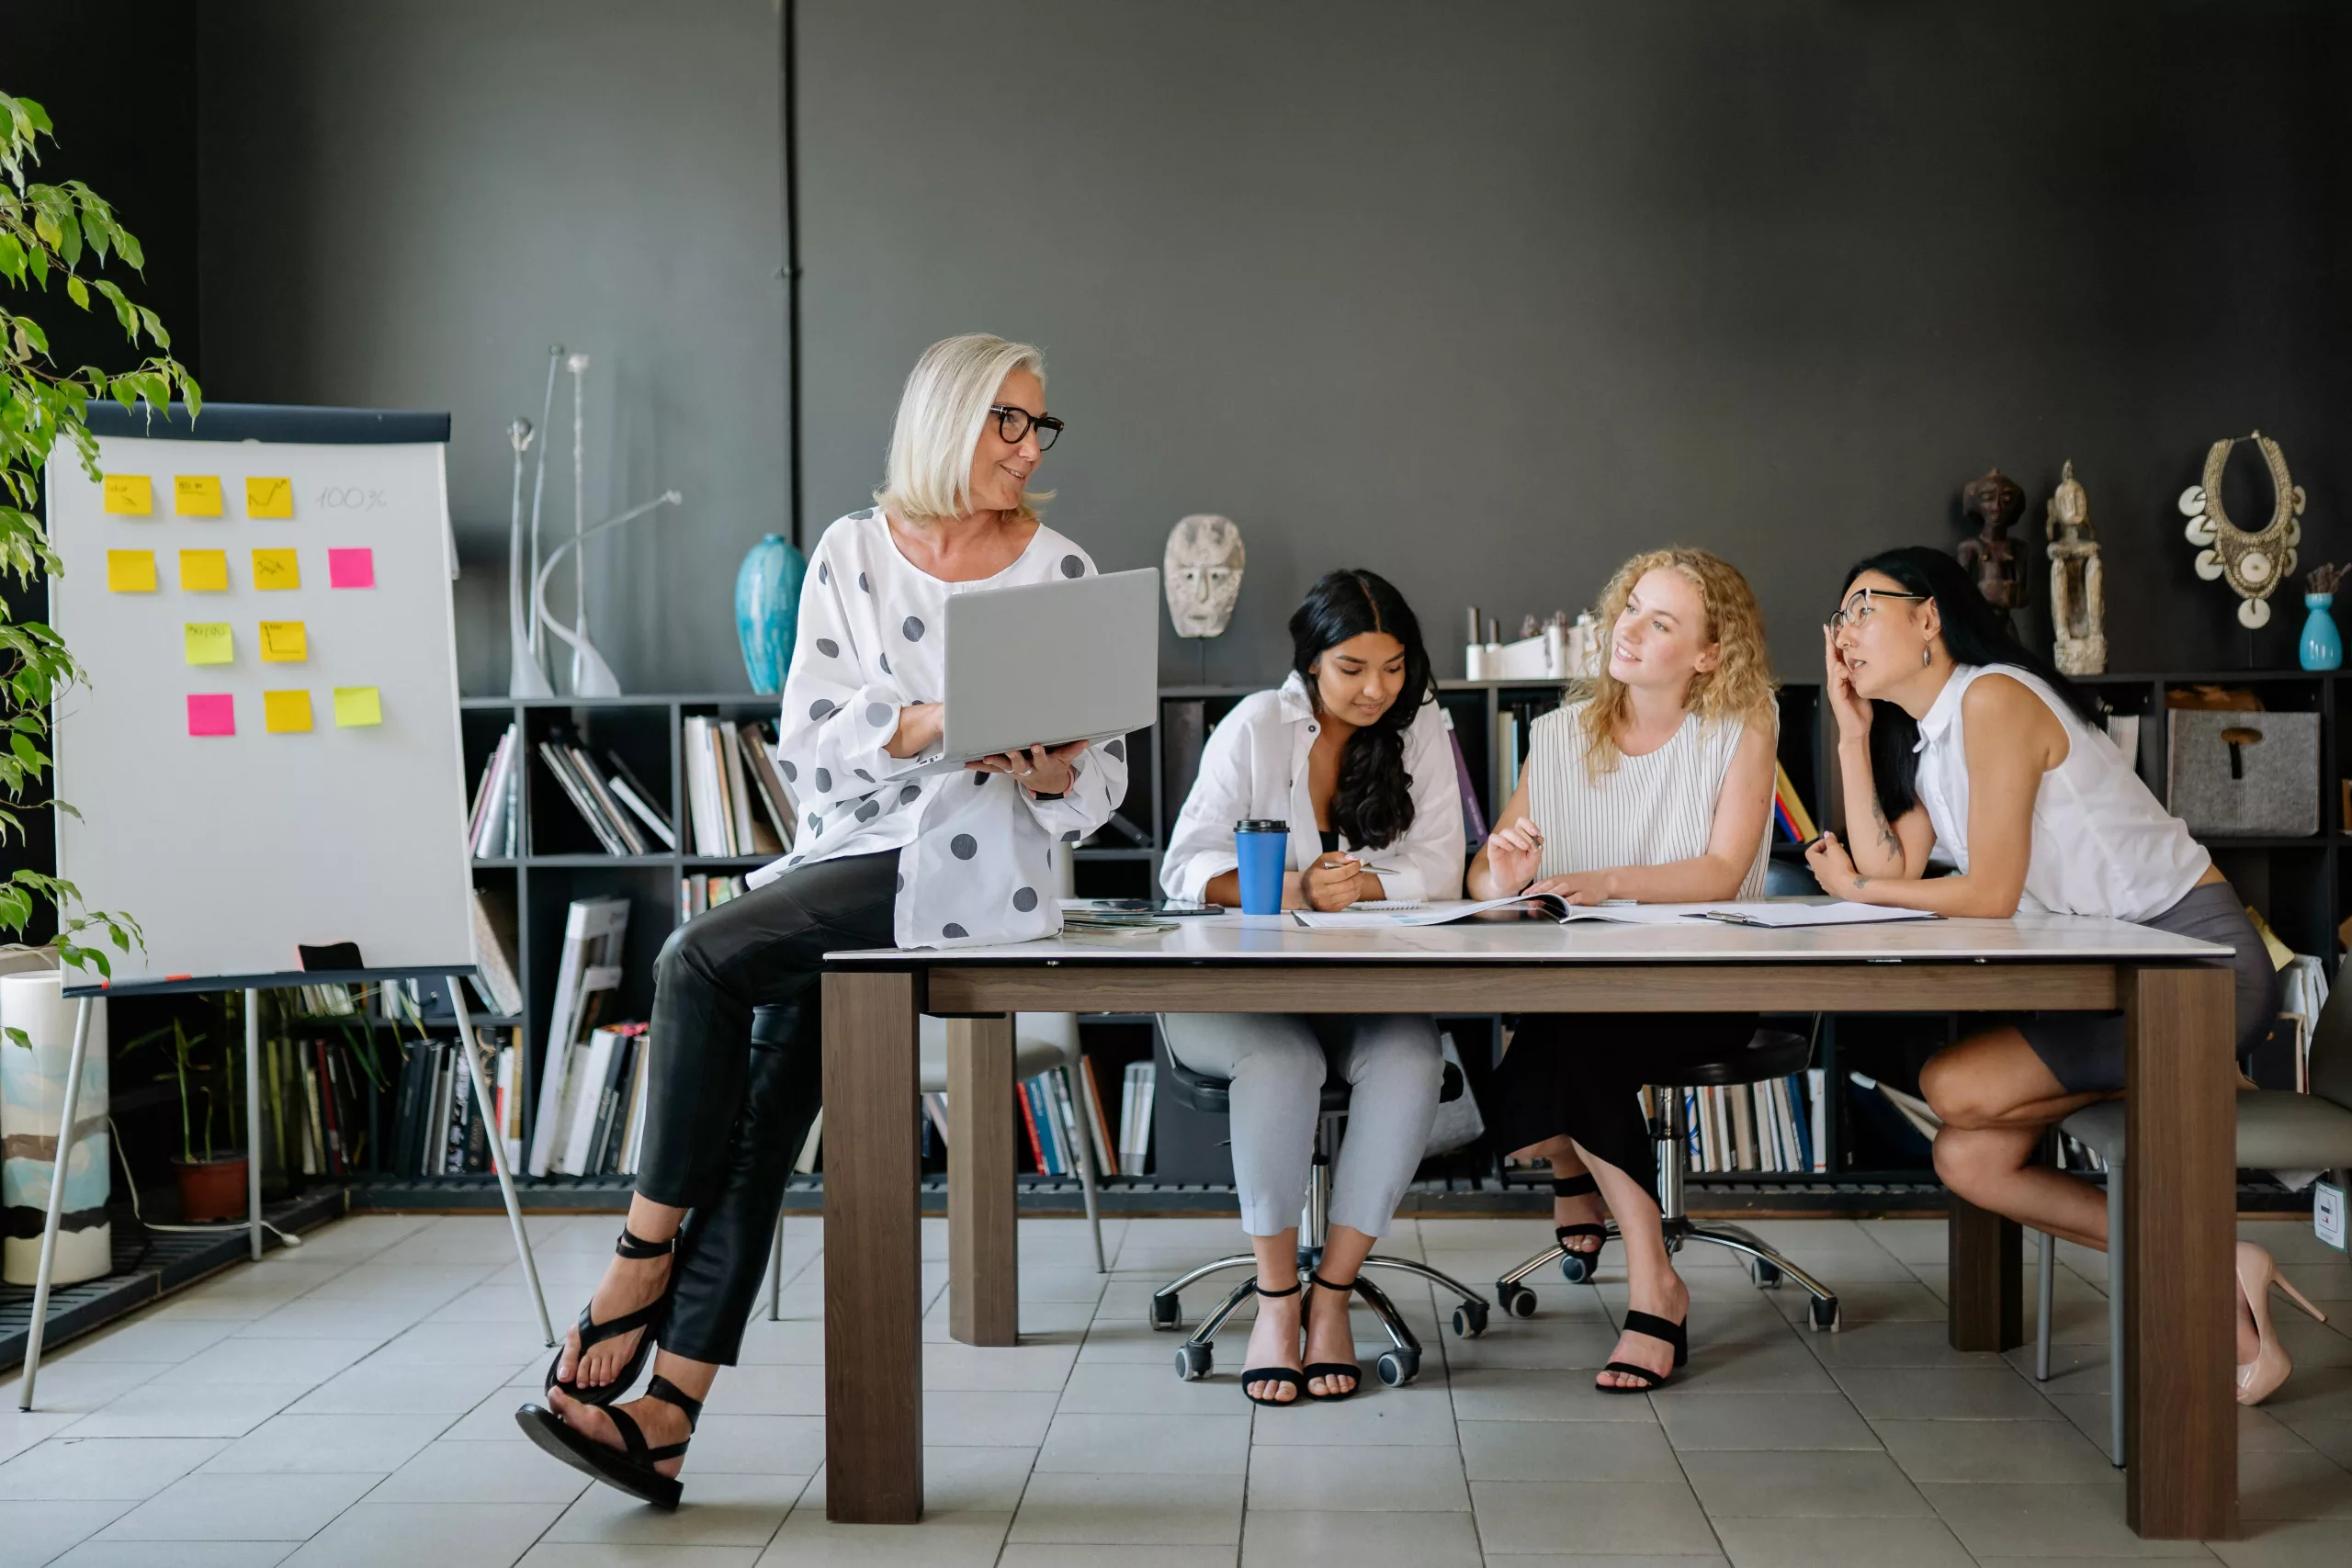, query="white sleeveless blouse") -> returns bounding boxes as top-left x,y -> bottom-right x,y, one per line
1525,700 -> 1770,896
1911,664 -> 2208,922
